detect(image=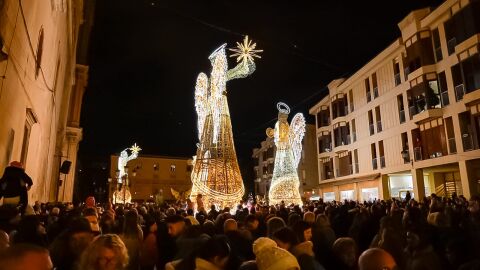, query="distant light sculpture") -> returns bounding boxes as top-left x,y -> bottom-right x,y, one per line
266,102 -> 305,206
113,143 -> 141,204
191,36 -> 262,209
